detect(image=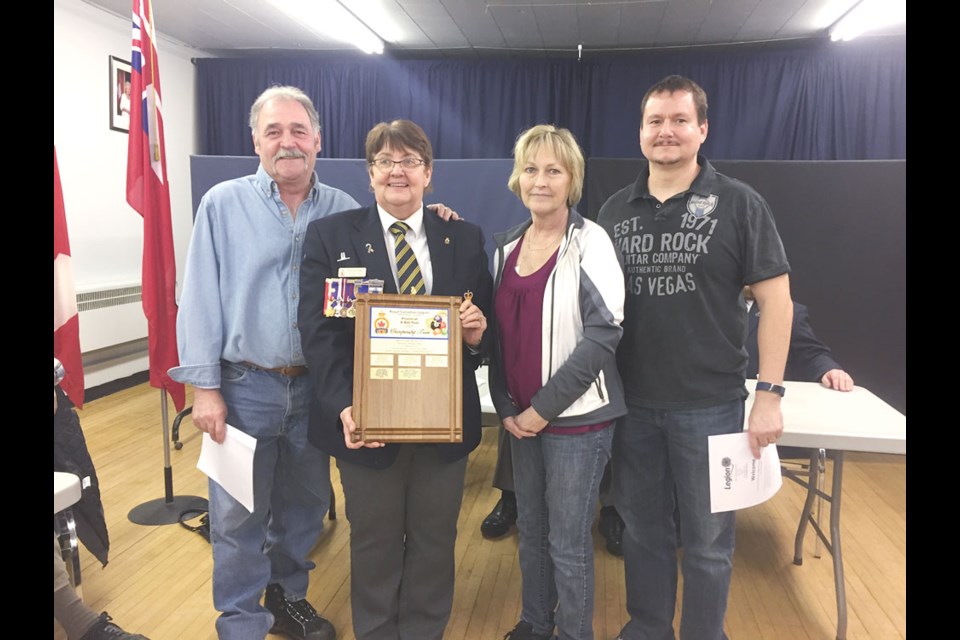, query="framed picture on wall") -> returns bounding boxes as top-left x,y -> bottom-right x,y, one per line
109,55 -> 132,133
